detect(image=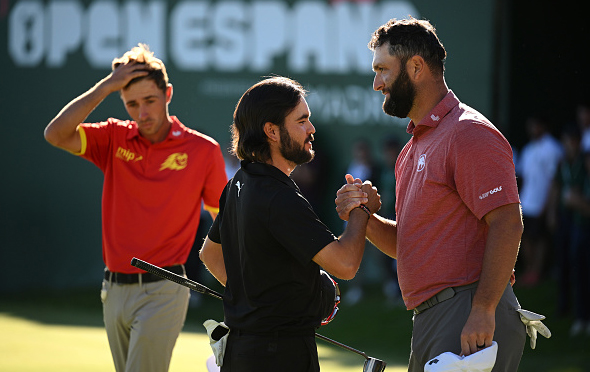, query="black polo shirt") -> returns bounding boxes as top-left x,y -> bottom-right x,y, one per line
208,161 -> 337,334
